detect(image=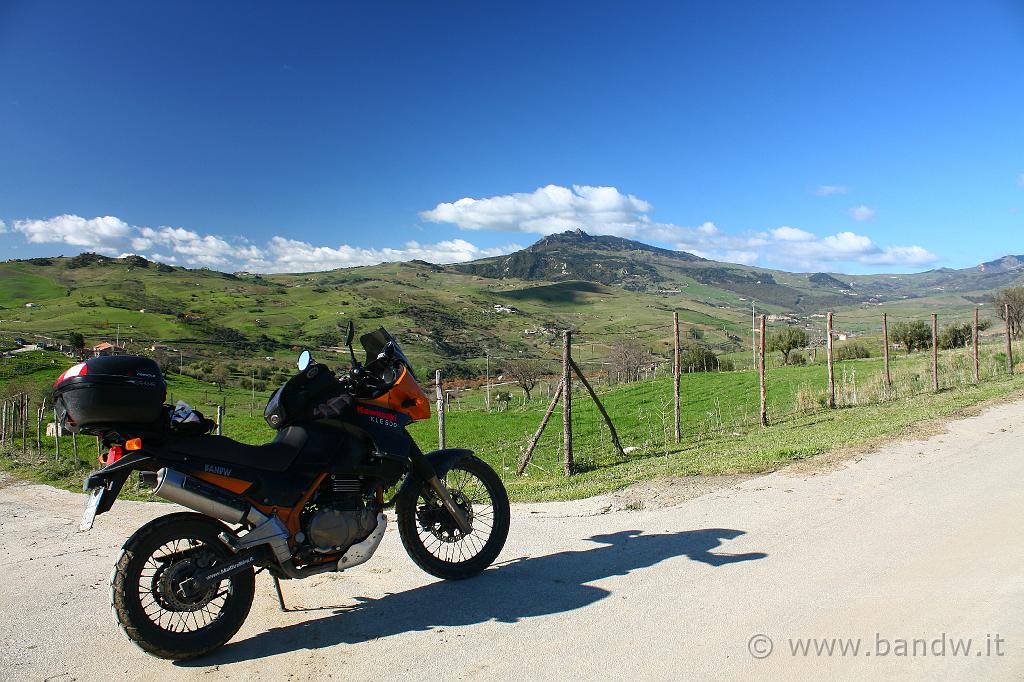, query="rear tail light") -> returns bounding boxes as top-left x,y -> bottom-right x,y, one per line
101,445 -> 124,466
125,438 -> 143,451
54,362 -> 88,387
